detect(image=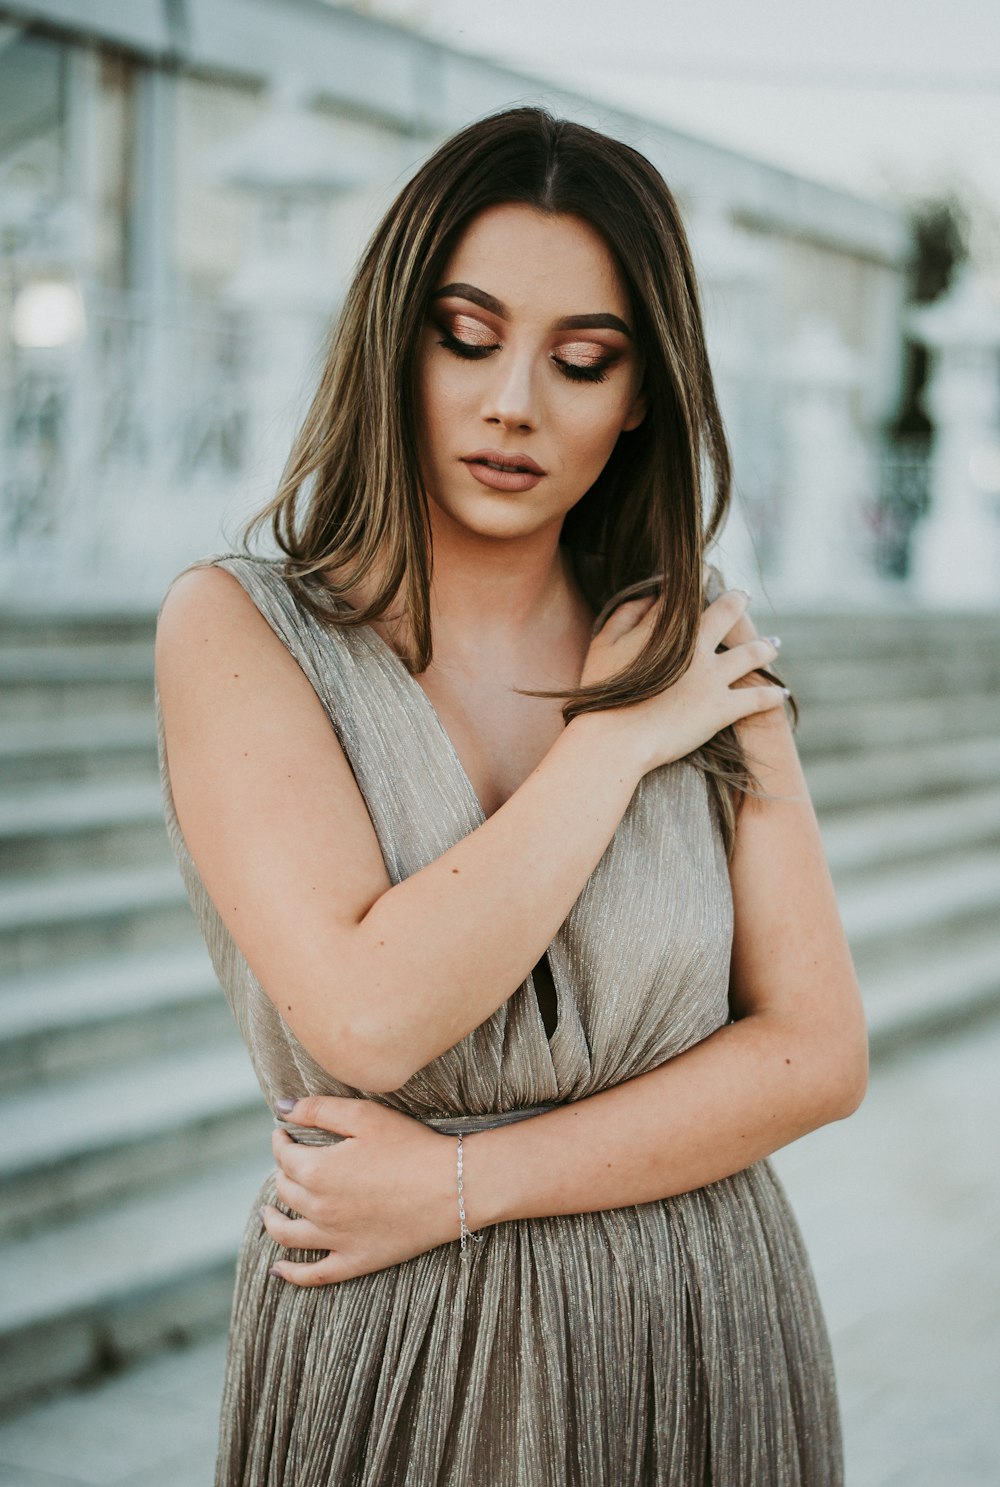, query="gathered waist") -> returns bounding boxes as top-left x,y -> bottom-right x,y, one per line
278,1101 -> 561,1146
423,1103 -> 560,1136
